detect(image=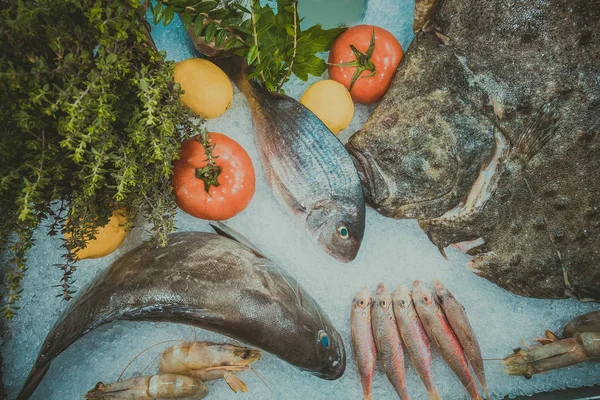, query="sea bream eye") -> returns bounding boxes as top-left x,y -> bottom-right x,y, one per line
318,330 -> 330,348
338,226 -> 350,239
